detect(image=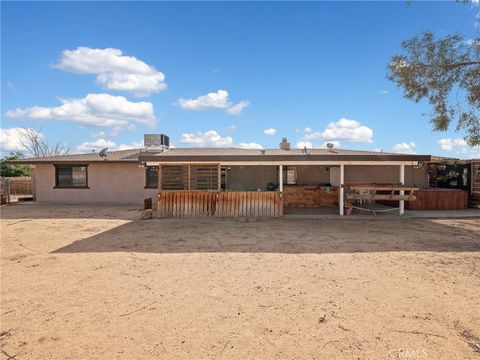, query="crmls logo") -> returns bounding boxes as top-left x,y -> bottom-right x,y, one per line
388,348 -> 428,358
